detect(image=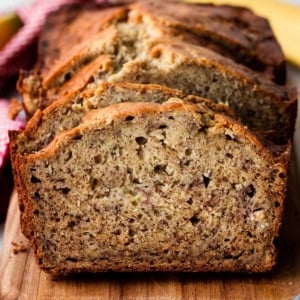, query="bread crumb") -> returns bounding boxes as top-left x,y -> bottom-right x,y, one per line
8,98 -> 23,120
11,241 -> 28,254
